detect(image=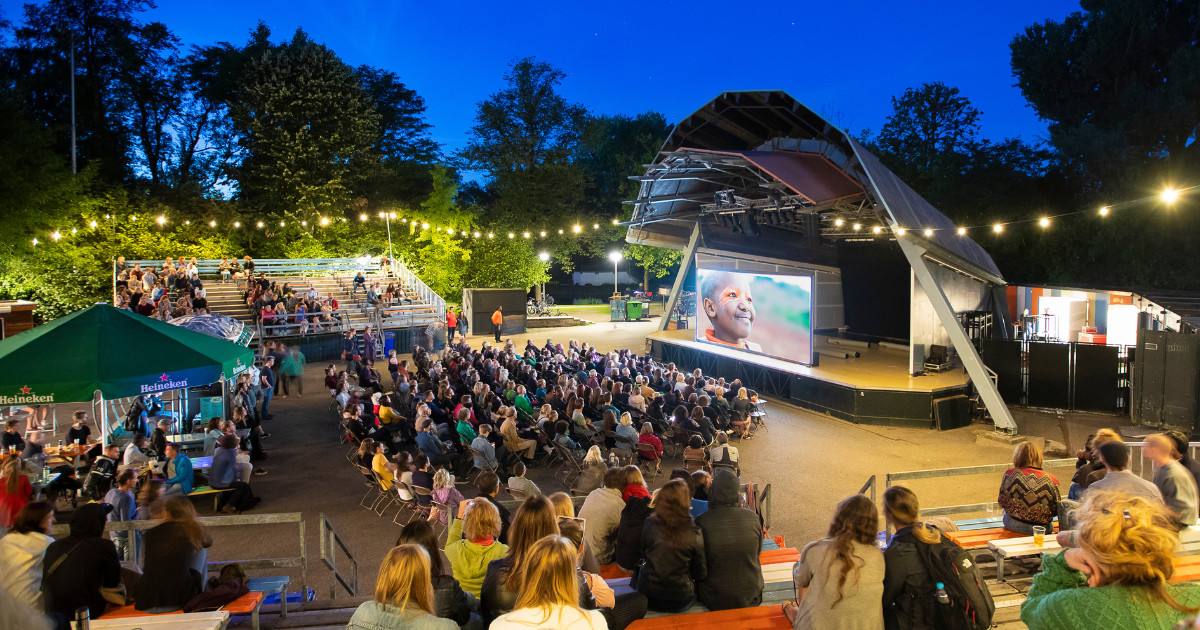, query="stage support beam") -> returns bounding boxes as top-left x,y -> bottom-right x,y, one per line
658,222 -> 702,333
896,237 -> 1018,434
